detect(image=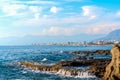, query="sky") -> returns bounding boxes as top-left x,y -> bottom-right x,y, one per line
0,0 -> 120,45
